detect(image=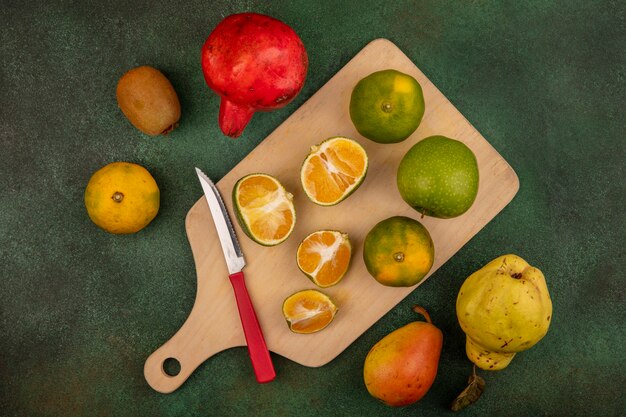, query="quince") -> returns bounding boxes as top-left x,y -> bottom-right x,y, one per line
456,254 -> 552,370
